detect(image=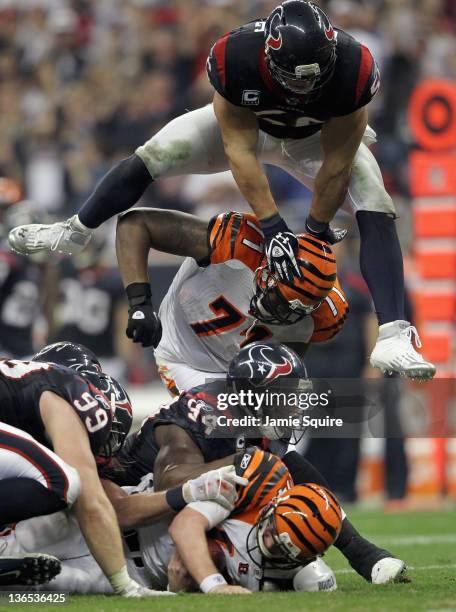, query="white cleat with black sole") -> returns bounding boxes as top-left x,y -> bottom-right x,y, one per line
370,320 -> 436,381
371,557 -> 408,584
8,215 -> 92,256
